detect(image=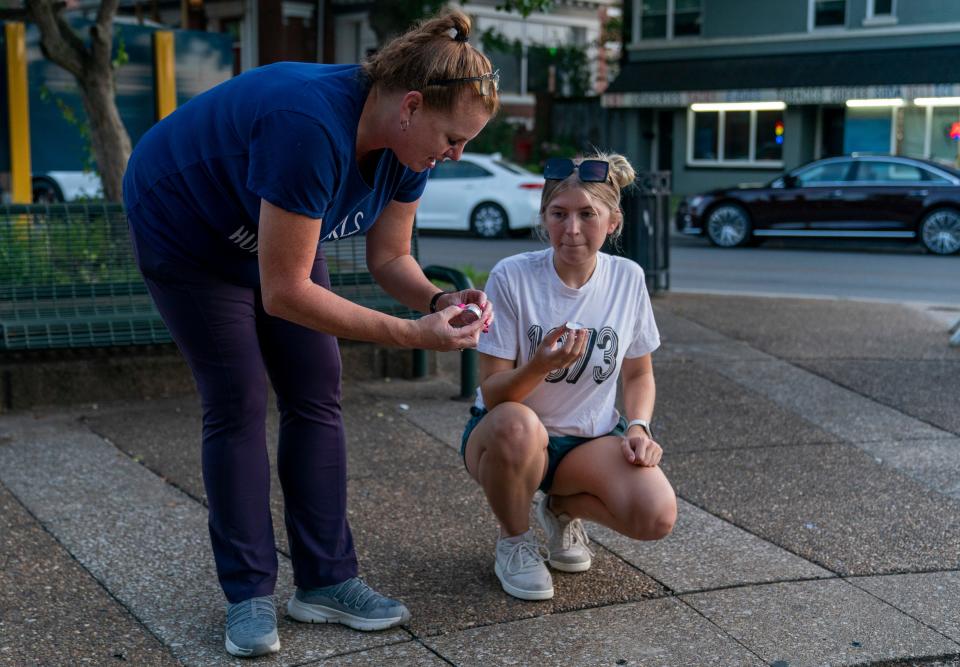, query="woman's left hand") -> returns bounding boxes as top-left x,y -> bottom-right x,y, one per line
437,289 -> 495,331
621,433 -> 662,467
